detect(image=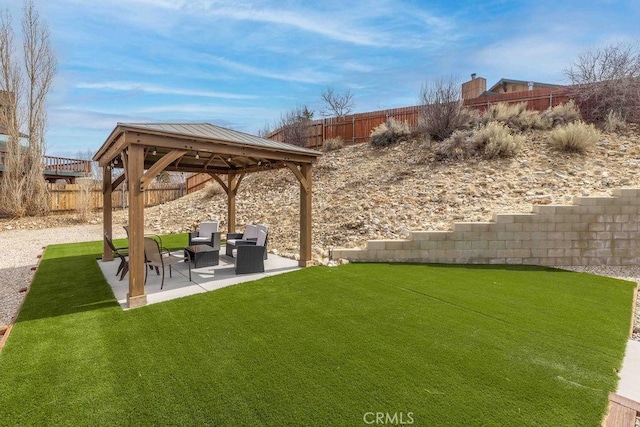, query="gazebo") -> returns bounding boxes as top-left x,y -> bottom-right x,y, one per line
93,123 -> 322,308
